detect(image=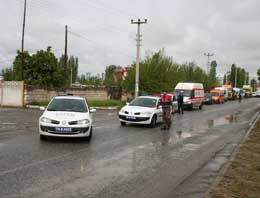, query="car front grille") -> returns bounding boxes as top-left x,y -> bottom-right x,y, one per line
40,126 -> 90,134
